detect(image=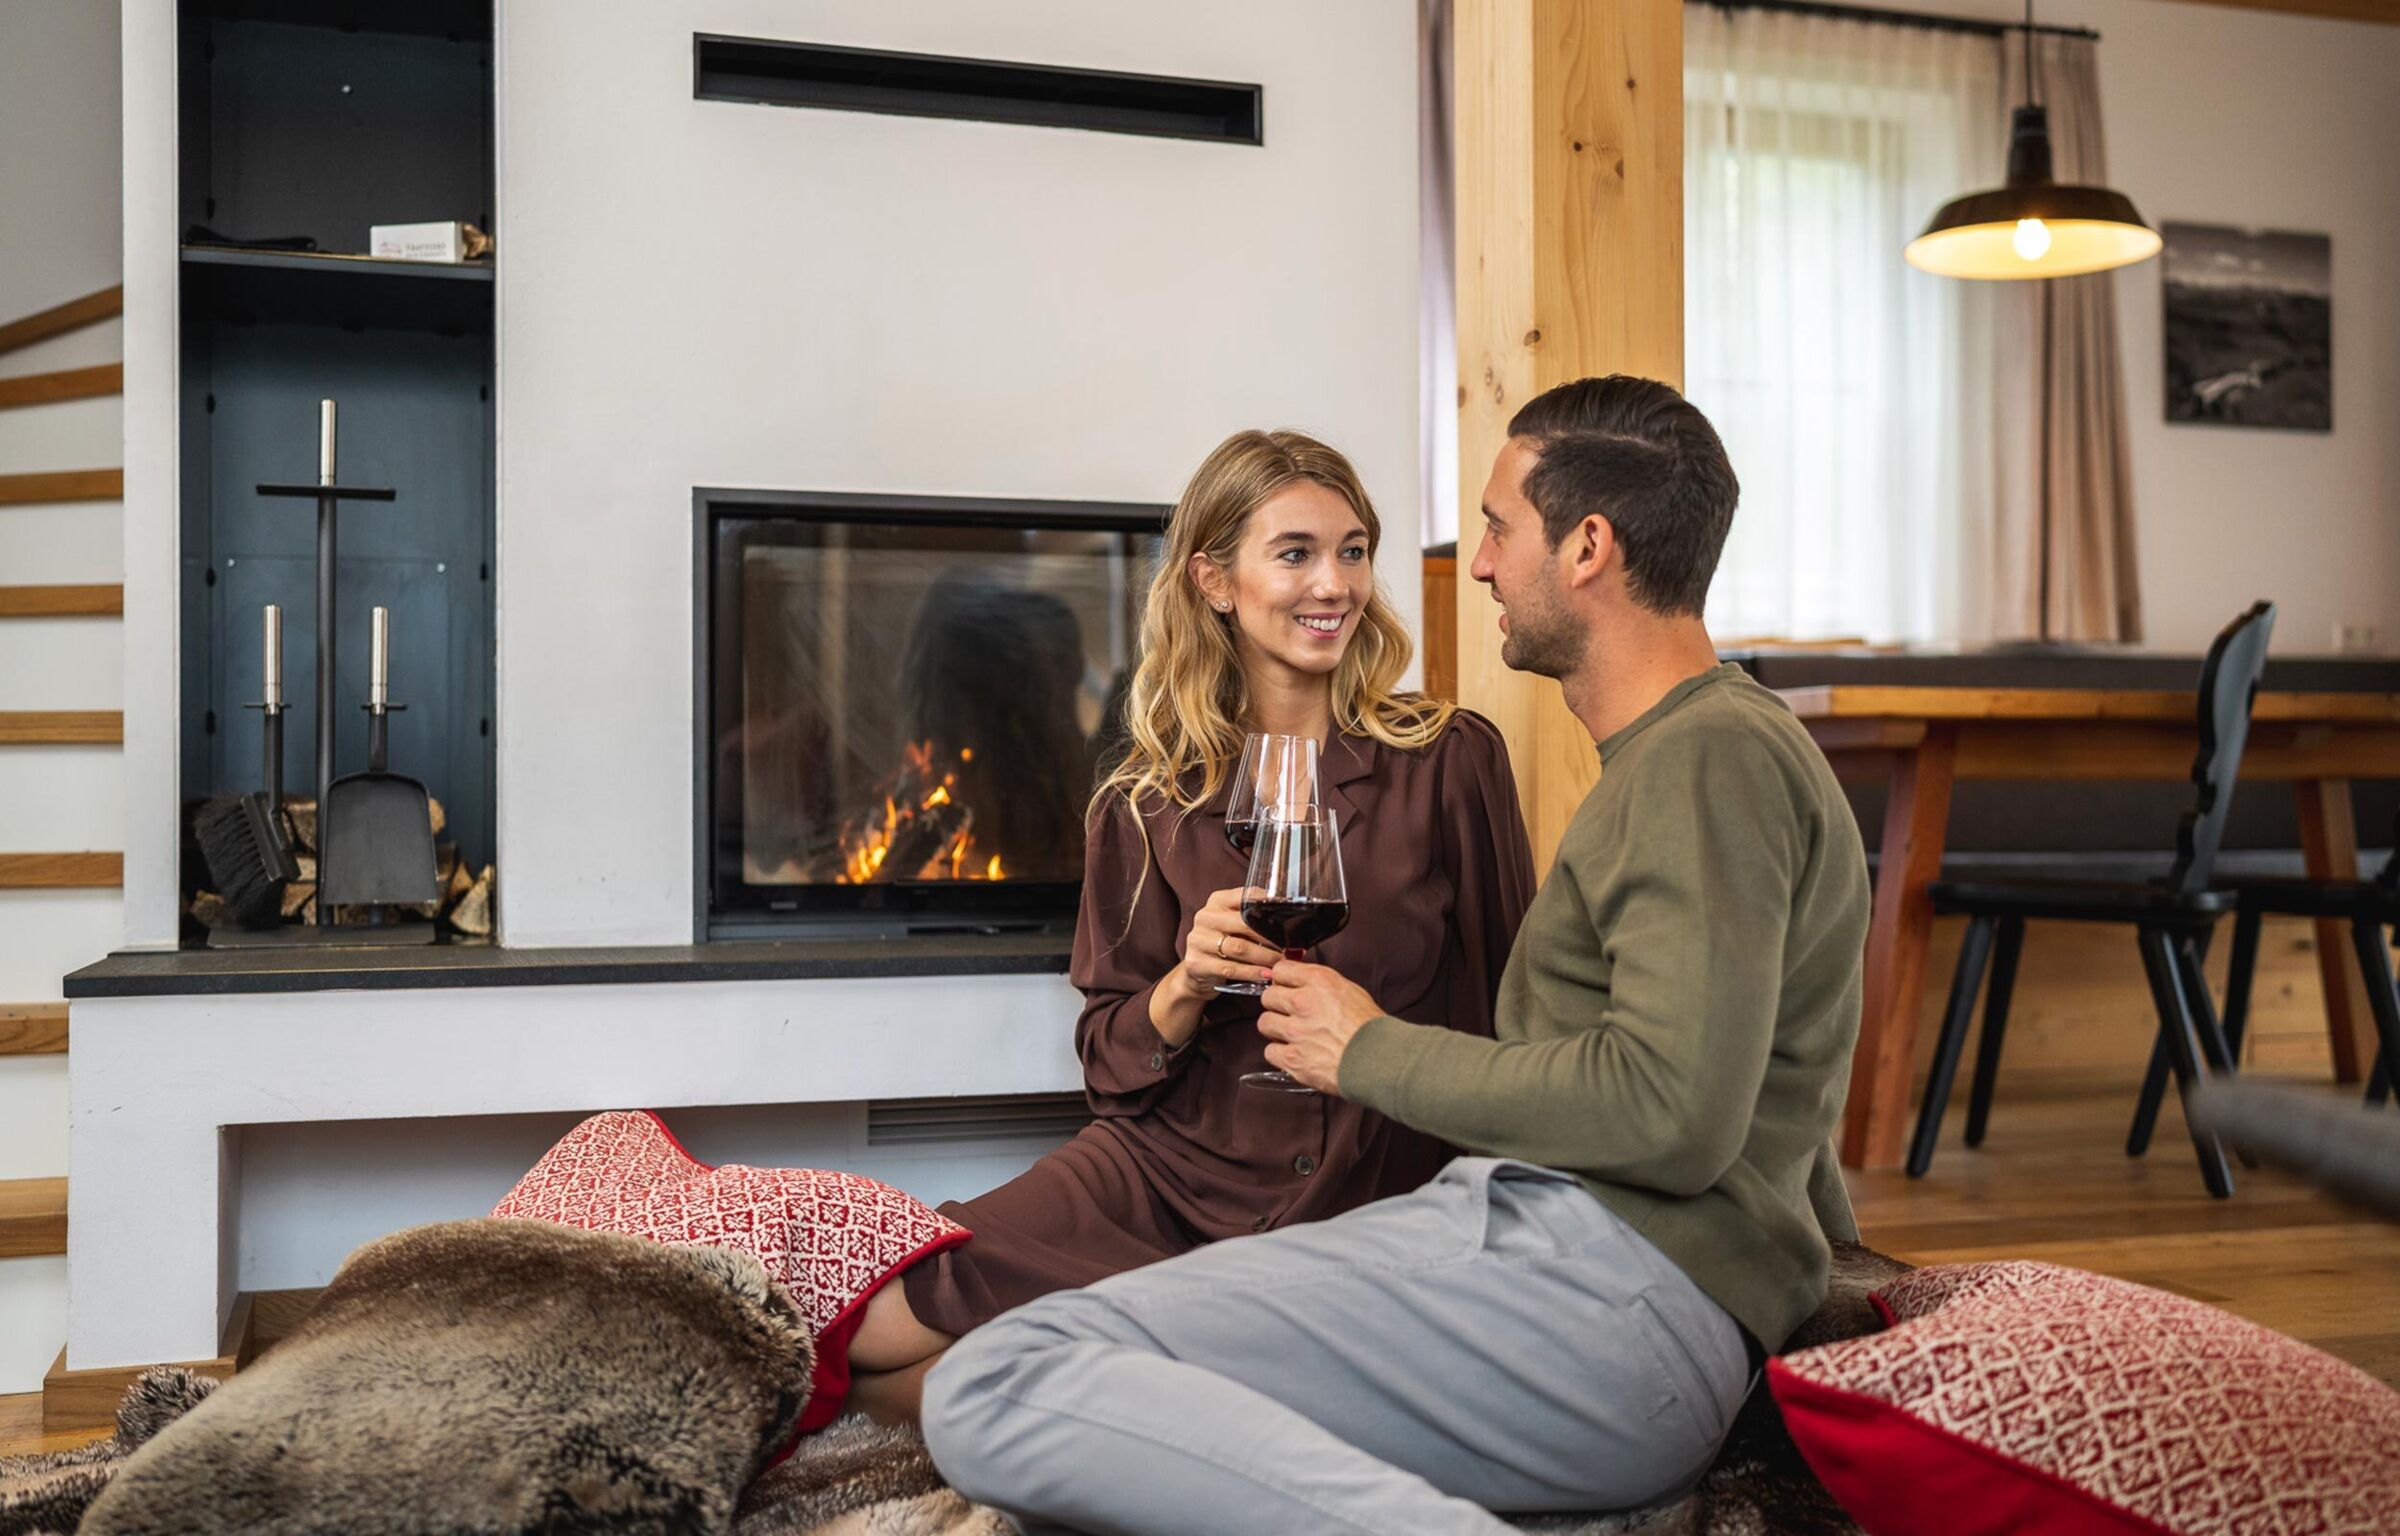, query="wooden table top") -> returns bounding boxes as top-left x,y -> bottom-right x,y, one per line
1777,686 -> 2400,726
